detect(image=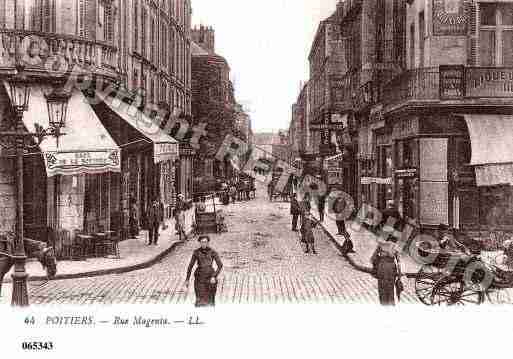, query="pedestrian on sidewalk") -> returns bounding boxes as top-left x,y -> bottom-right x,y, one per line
290,193 -> 301,231
175,194 -> 188,241
317,194 -> 326,222
268,181 -> 274,202
300,192 -> 311,214
229,183 -> 237,203
333,196 -> 355,254
300,209 -> 318,254
370,240 -> 403,306
146,198 -> 162,245
184,236 -> 223,307
129,195 -> 139,239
